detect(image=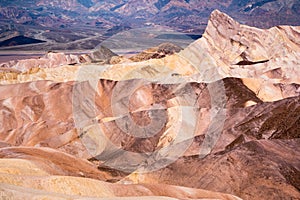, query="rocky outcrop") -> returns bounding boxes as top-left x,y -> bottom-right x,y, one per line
0,46 -> 117,72
129,42 -> 183,62
0,10 -> 299,200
